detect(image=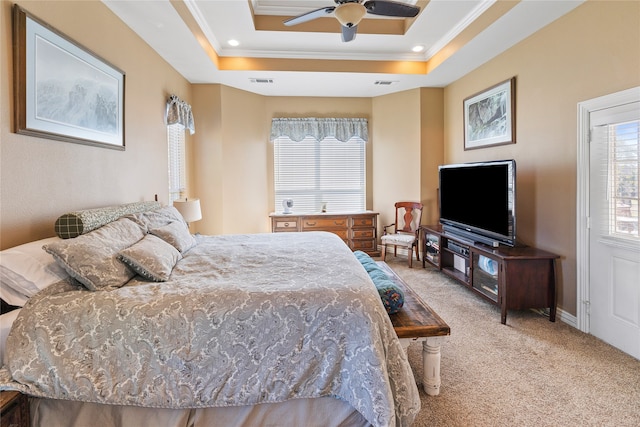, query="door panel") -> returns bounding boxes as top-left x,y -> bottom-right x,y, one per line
589,102 -> 640,360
